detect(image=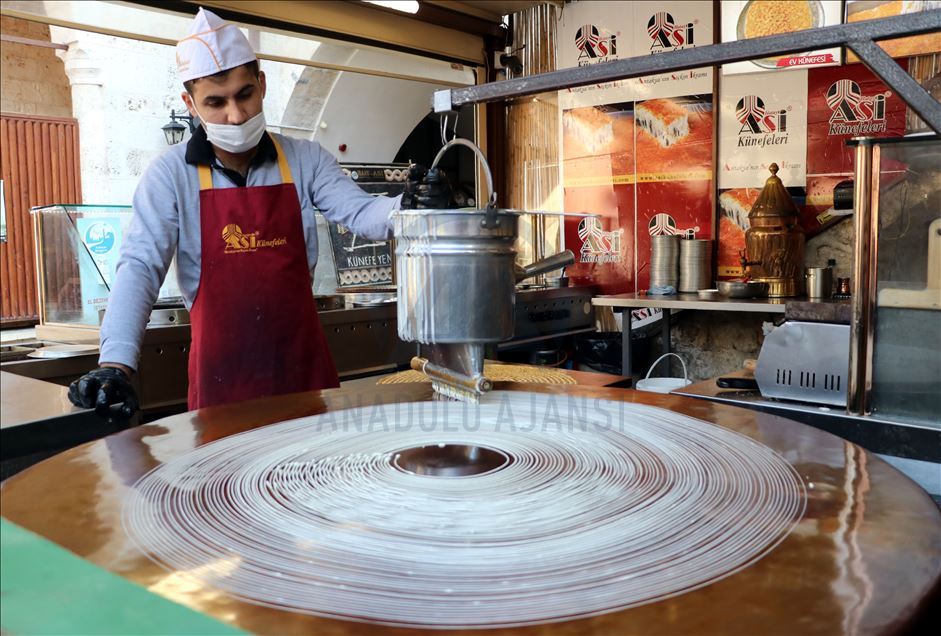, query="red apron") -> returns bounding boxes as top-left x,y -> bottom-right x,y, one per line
188,137 -> 339,409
